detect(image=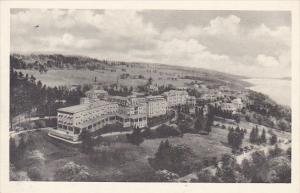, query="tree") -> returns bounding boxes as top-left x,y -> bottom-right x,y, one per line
267,156 -> 291,183
250,151 -> 267,182
79,130 -> 94,154
227,127 -> 243,151
260,129 -> 266,144
206,108 -> 214,133
149,140 -> 195,175
270,134 -> 278,145
217,154 -> 238,182
194,116 -> 207,134
268,144 -> 282,158
250,126 -> 259,144
126,127 -> 144,145
241,159 -> 252,180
